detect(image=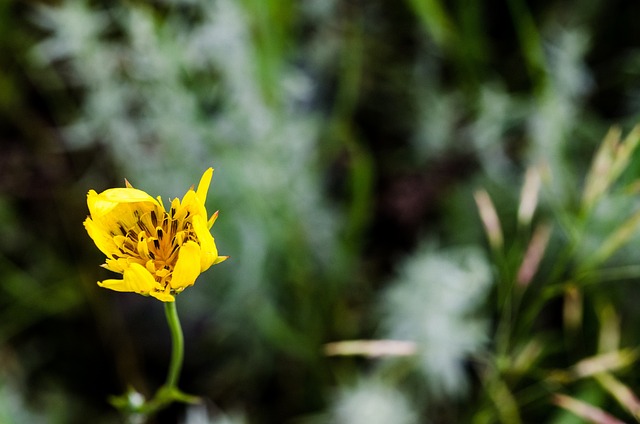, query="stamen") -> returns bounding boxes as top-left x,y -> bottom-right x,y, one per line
145,260 -> 155,274
157,228 -> 164,240
138,219 -> 150,234
151,210 -> 158,226
153,239 -> 161,250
